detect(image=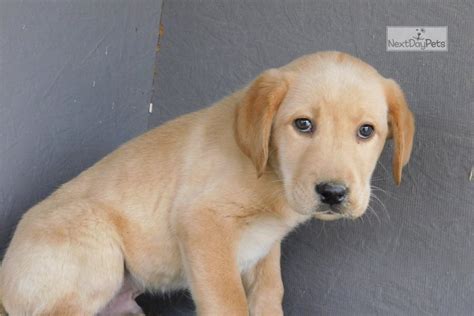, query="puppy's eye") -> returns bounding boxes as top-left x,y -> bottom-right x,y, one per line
357,124 -> 374,139
294,118 -> 313,133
